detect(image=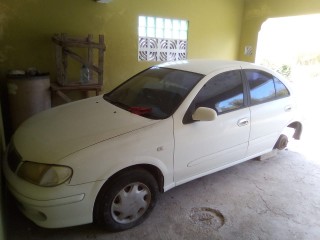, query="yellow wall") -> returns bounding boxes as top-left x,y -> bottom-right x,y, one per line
0,0 -> 244,92
239,0 -> 320,62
